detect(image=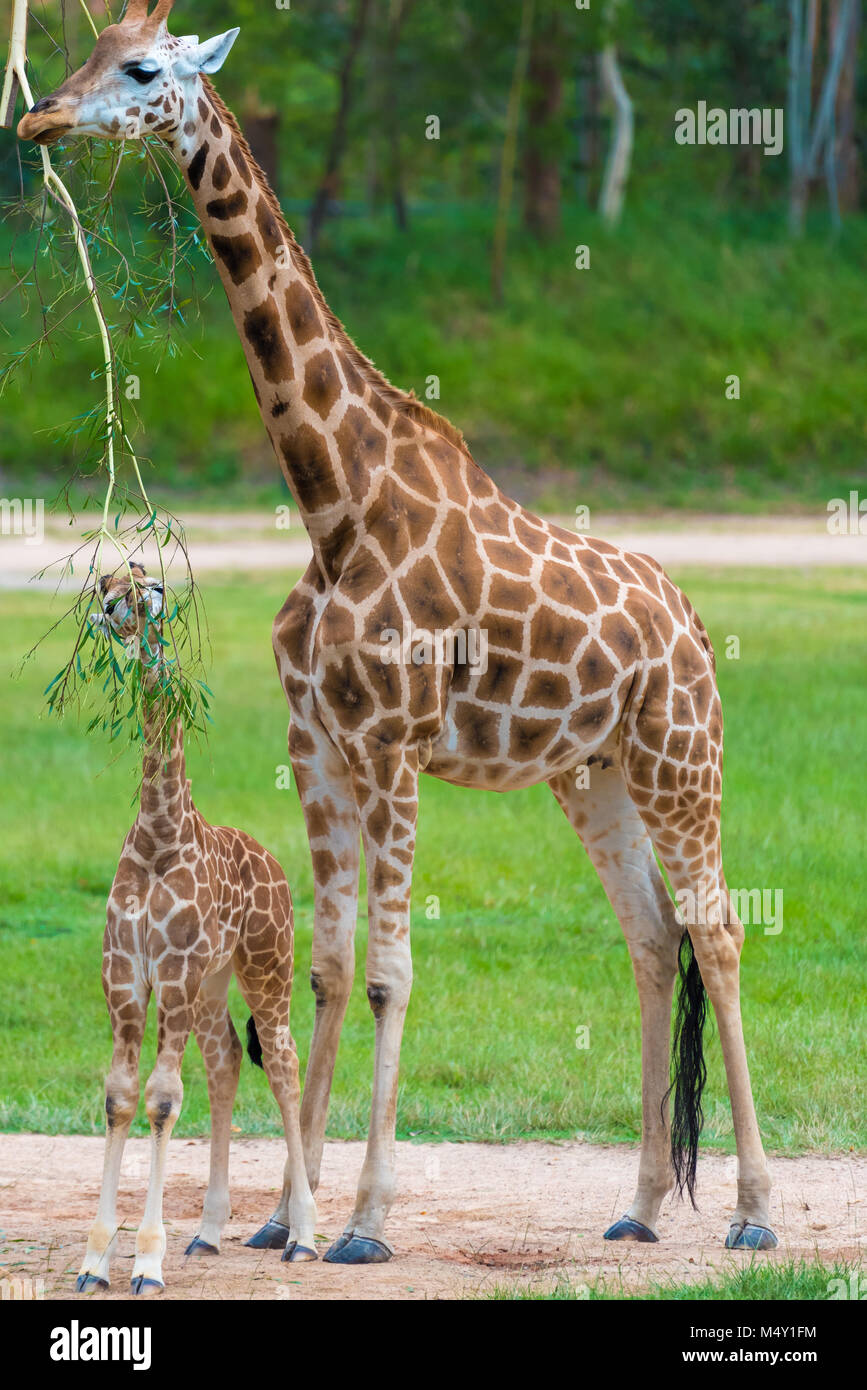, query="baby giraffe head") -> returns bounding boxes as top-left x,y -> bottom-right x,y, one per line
96,562 -> 164,651
17,1 -> 238,148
